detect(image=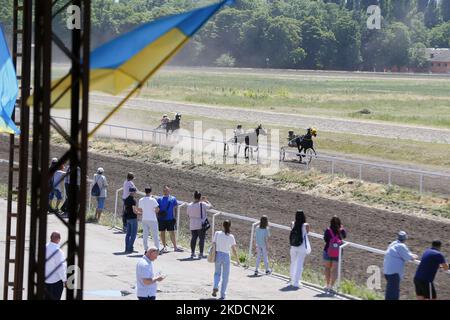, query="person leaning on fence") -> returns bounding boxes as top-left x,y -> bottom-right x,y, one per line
187,191 -> 212,259
124,187 -> 139,254
212,220 -> 240,300
48,160 -> 66,214
254,215 -> 271,276
138,187 -> 161,254
323,216 -> 346,294
157,185 -> 183,253
383,231 -> 418,300
136,246 -> 165,300
289,211 -> 311,288
45,231 -> 67,300
414,240 -> 449,300
122,172 -> 137,233
61,161 -> 80,217
93,167 -> 108,222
